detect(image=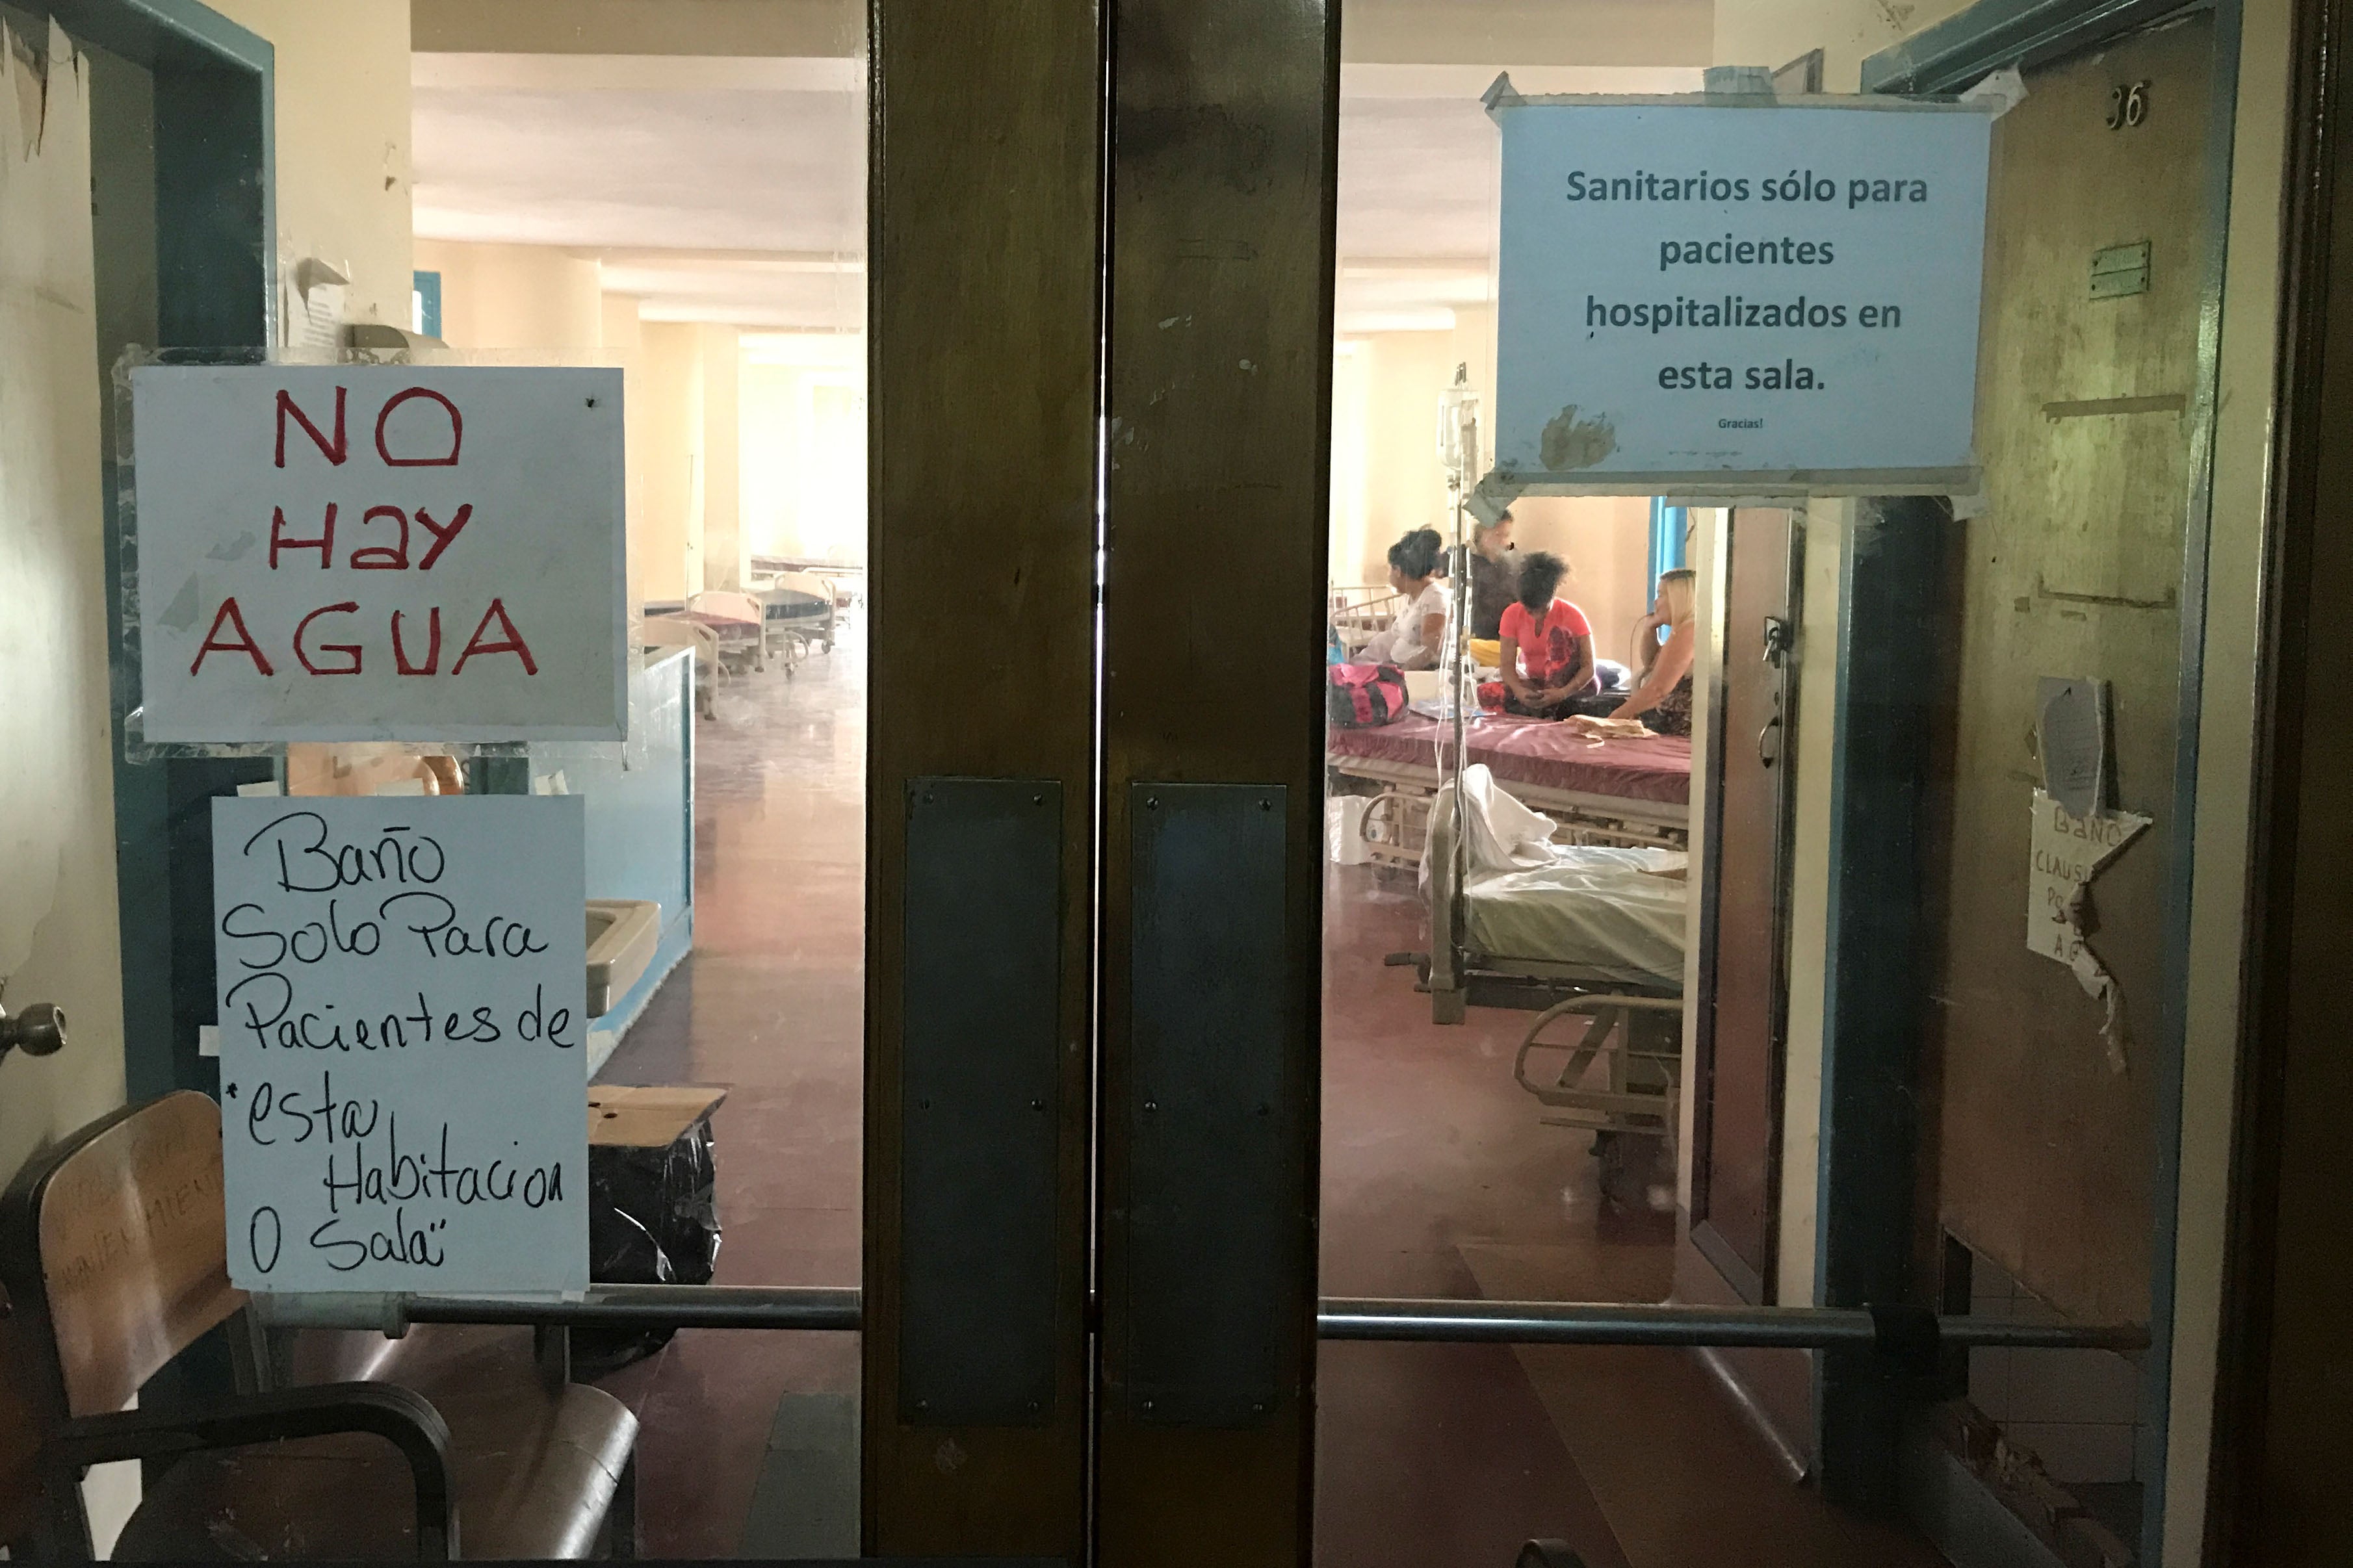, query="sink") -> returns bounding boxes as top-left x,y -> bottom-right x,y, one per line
586,899 -> 661,1018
